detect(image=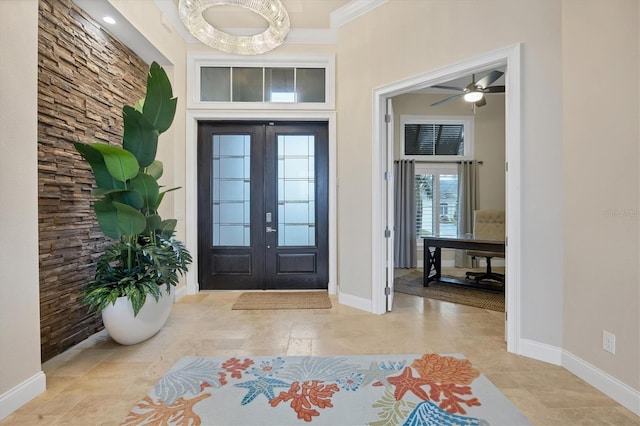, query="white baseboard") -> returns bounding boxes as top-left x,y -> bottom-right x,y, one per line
562,350 -> 640,416
519,338 -> 562,365
518,339 -> 639,415
337,291 -> 374,313
0,371 -> 46,421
